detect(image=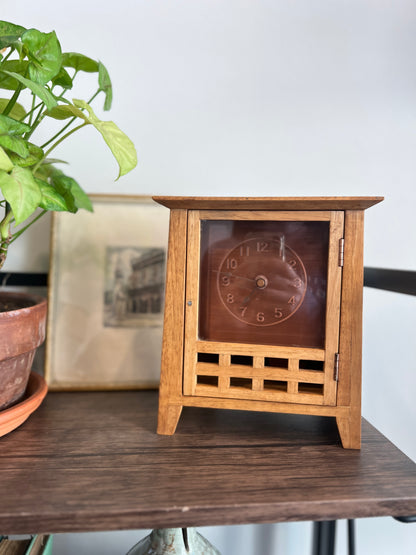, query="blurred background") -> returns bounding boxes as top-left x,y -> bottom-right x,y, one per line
2,1 -> 415,553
